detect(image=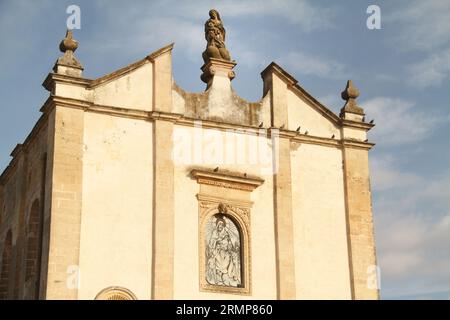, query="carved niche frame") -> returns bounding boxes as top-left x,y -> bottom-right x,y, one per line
191,169 -> 264,296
